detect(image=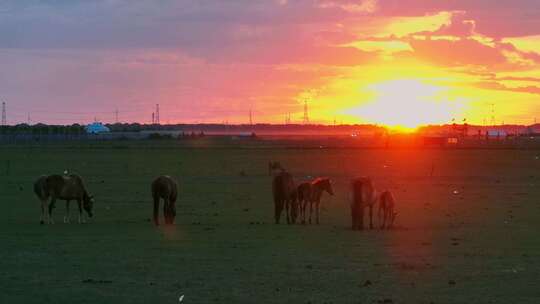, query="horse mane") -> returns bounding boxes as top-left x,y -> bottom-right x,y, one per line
312,177 -> 330,186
